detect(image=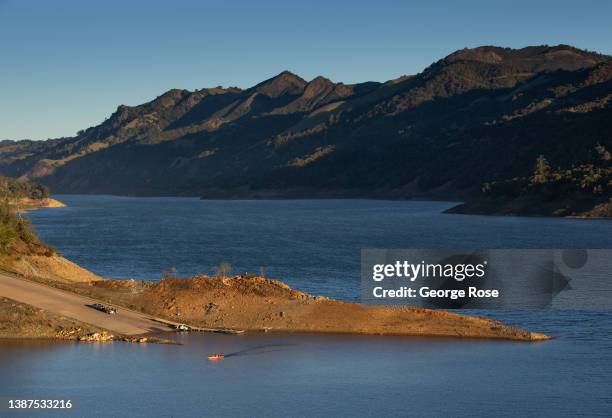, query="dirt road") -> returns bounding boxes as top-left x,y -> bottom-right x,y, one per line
0,273 -> 170,335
